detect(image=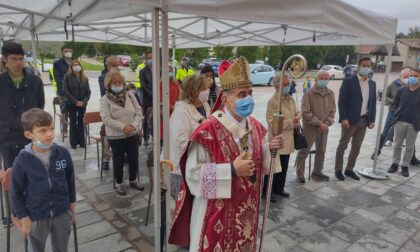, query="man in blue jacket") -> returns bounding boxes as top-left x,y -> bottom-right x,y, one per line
335,57 -> 376,181
12,108 -> 75,251
53,44 -> 73,136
